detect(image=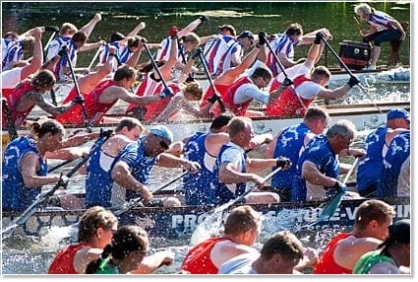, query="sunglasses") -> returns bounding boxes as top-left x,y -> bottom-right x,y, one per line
152,134 -> 170,149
